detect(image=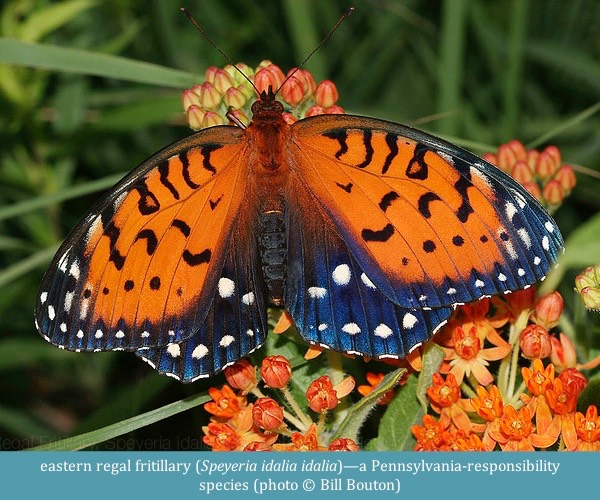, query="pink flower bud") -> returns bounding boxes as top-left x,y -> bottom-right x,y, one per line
252,398 -> 284,431
532,291 -> 564,329
224,359 -> 256,392
520,324 -> 552,359
542,179 -> 565,206
314,80 -> 339,108
306,376 -> 339,413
